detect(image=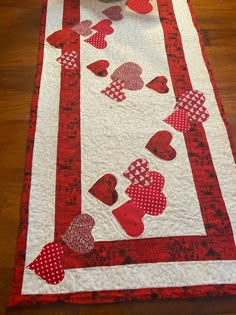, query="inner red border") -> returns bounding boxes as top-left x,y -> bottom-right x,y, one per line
56,0 -> 236,269
8,0 -> 236,308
